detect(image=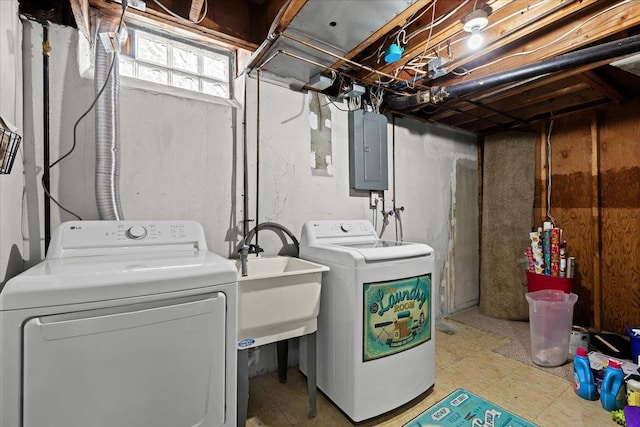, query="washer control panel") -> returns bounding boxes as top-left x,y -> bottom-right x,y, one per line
300,220 -> 378,245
